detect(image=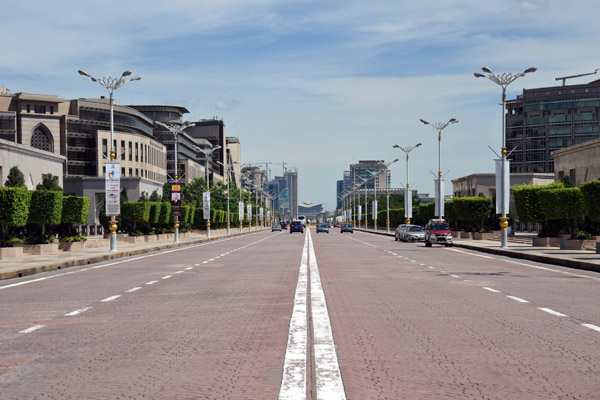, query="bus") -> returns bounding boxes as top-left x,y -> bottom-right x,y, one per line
297,215 -> 307,227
